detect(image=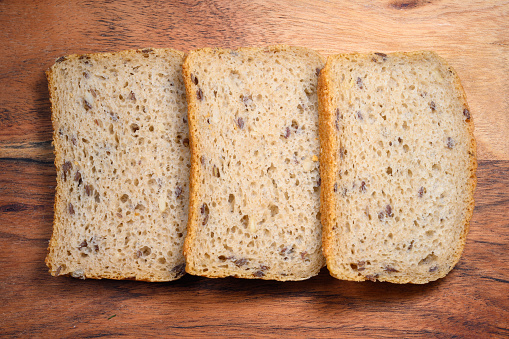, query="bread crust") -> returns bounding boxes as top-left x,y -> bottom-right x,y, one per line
181,49 -> 199,274
46,48 -> 187,282
183,45 -> 325,280
318,51 -> 477,284
317,58 -> 337,265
